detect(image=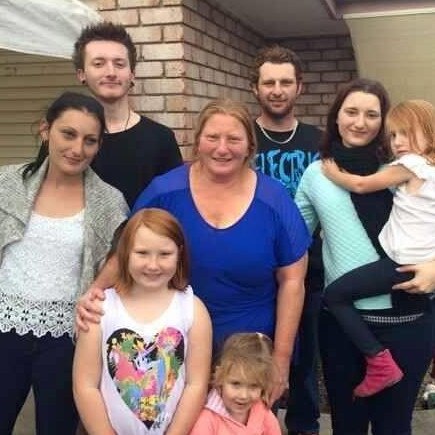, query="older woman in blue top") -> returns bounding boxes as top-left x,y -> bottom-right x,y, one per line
295,78 -> 435,435
78,99 -> 311,404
